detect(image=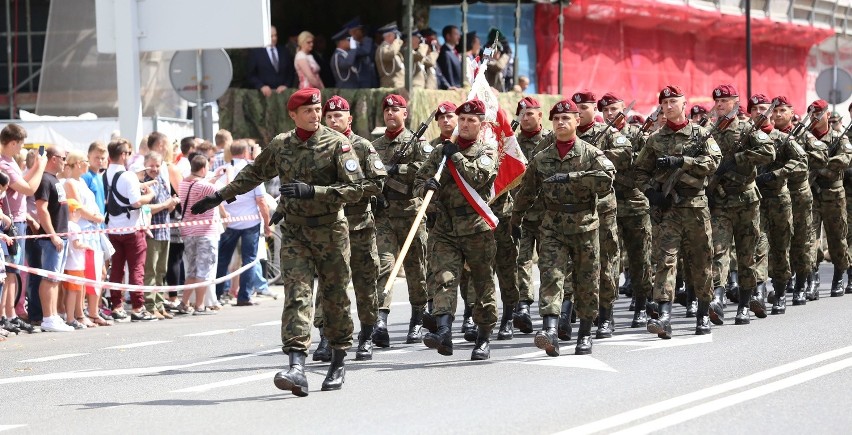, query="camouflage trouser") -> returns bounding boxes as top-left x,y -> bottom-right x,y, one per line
517,218 -> 542,303
598,209 -> 620,309
711,202 -> 761,290
789,185 -> 813,275
314,226 -> 379,328
279,219 -> 353,353
654,207 -> 713,302
430,230 -> 498,329
539,227 -> 599,321
376,215 -> 428,311
617,213 -> 653,300
459,217 -> 519,307
811,189 -> 849,269
755,193 -> 793,283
